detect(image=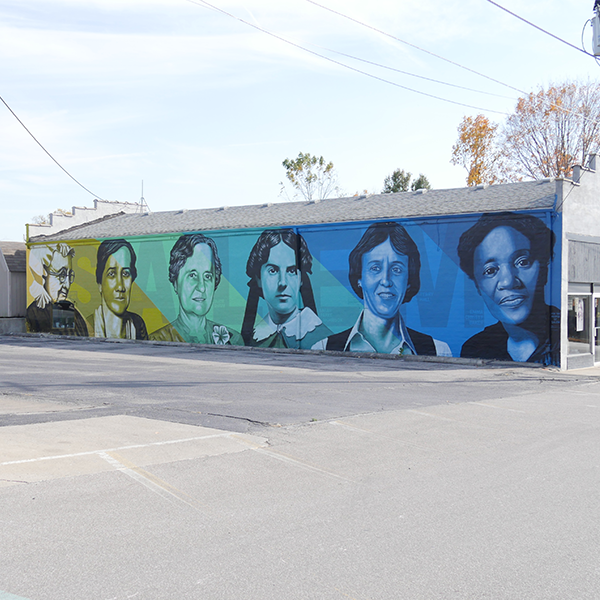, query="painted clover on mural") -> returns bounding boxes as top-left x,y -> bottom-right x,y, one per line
457,212 -> 559,365
150,233 -> 243,345
26,243 -> 89,336
91,239 -> 148,340
322,221 -> 451,356
242,229 -> 332,349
